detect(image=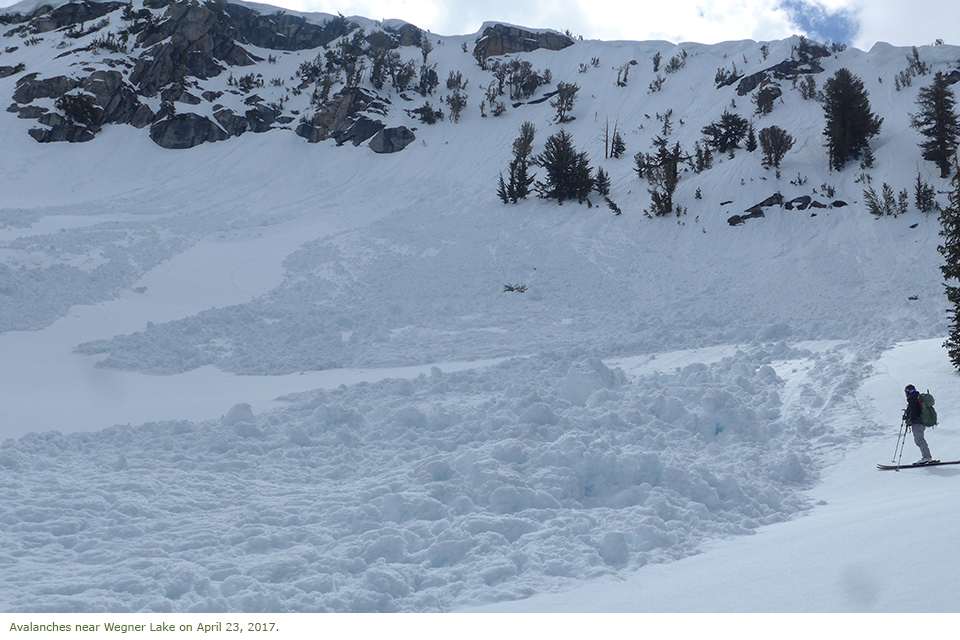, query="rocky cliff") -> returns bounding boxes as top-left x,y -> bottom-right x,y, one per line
0,0 -> 456,150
